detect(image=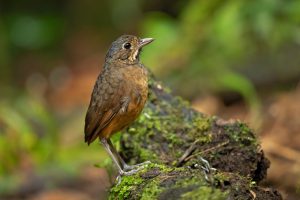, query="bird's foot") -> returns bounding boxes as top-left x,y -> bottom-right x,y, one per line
192,157 -> 216,182
123,161 -> 151,171
199,157 -> 216,174
116,163 -> 150,185
121,166 -> 145,176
